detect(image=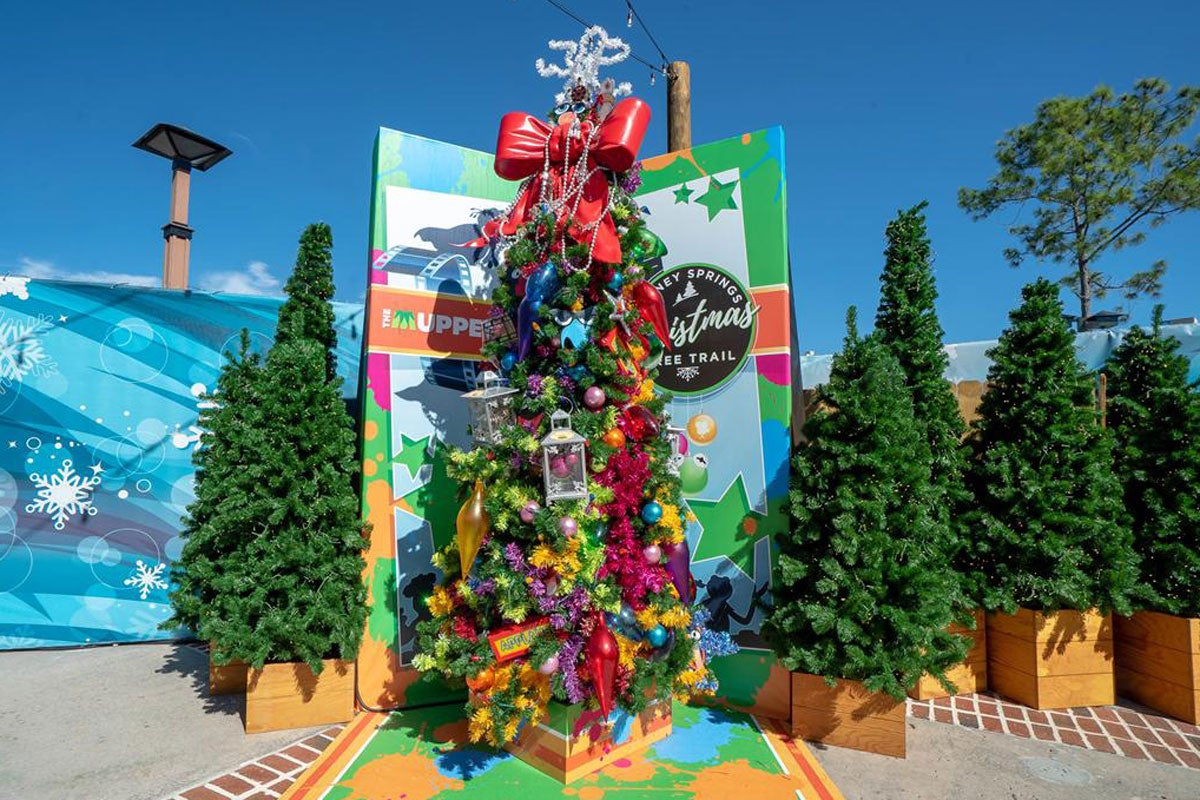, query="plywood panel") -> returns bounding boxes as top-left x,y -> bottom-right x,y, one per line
1036,672 -> 1114,708
909,661 -> 988,701
792,673 -> 905,758
208,657 -> 248,696
988,609 -> 1111,644
988,660 -> 1039,708
1115,611 -> 1200,655
245,659 -> 355,734
1116,666 -> 1200,725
